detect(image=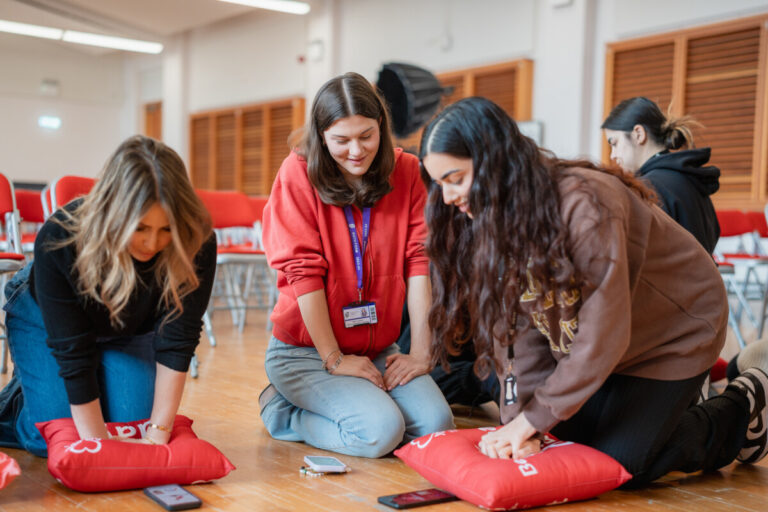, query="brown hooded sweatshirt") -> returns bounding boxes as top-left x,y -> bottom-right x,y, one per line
496,167 -> 728,433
